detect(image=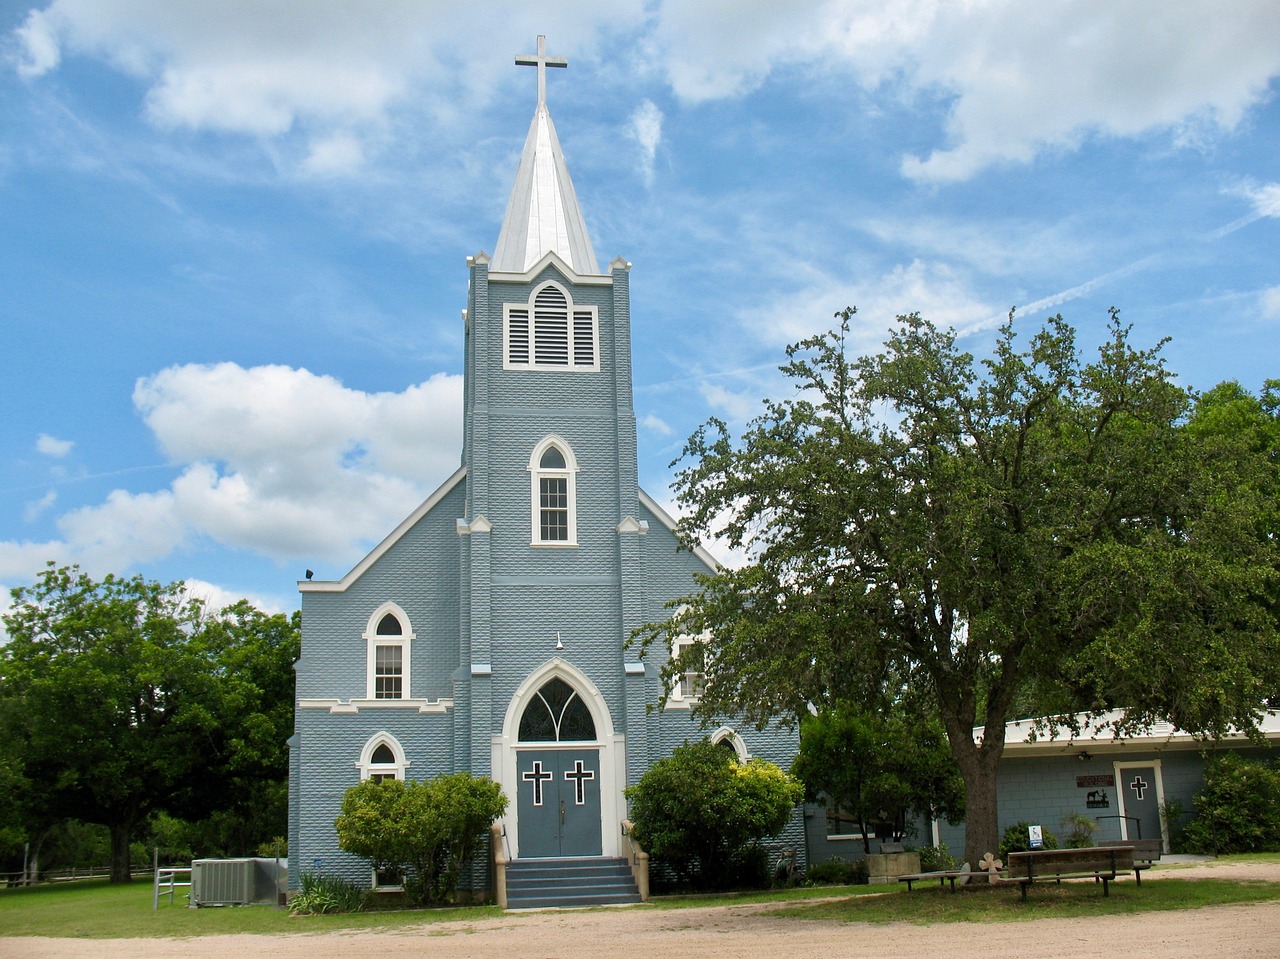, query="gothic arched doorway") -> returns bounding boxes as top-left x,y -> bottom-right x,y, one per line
515,676 -> 603,857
